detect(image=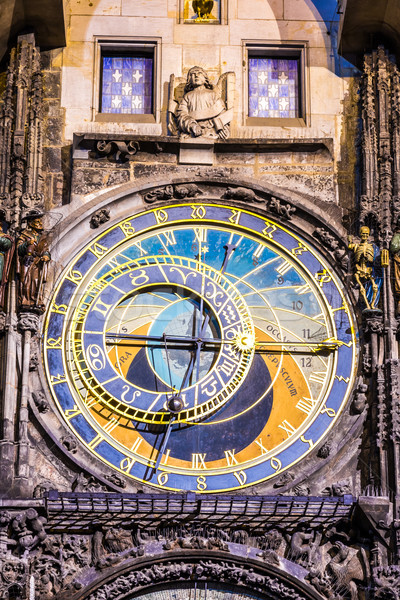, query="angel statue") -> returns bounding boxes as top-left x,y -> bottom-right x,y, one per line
168,66 -> 234,140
